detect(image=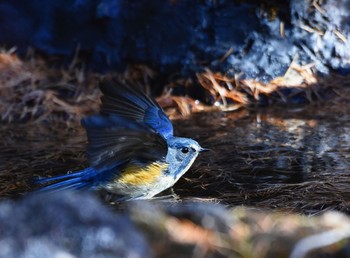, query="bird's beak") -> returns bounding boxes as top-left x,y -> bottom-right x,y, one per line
199,147 -> 210,152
